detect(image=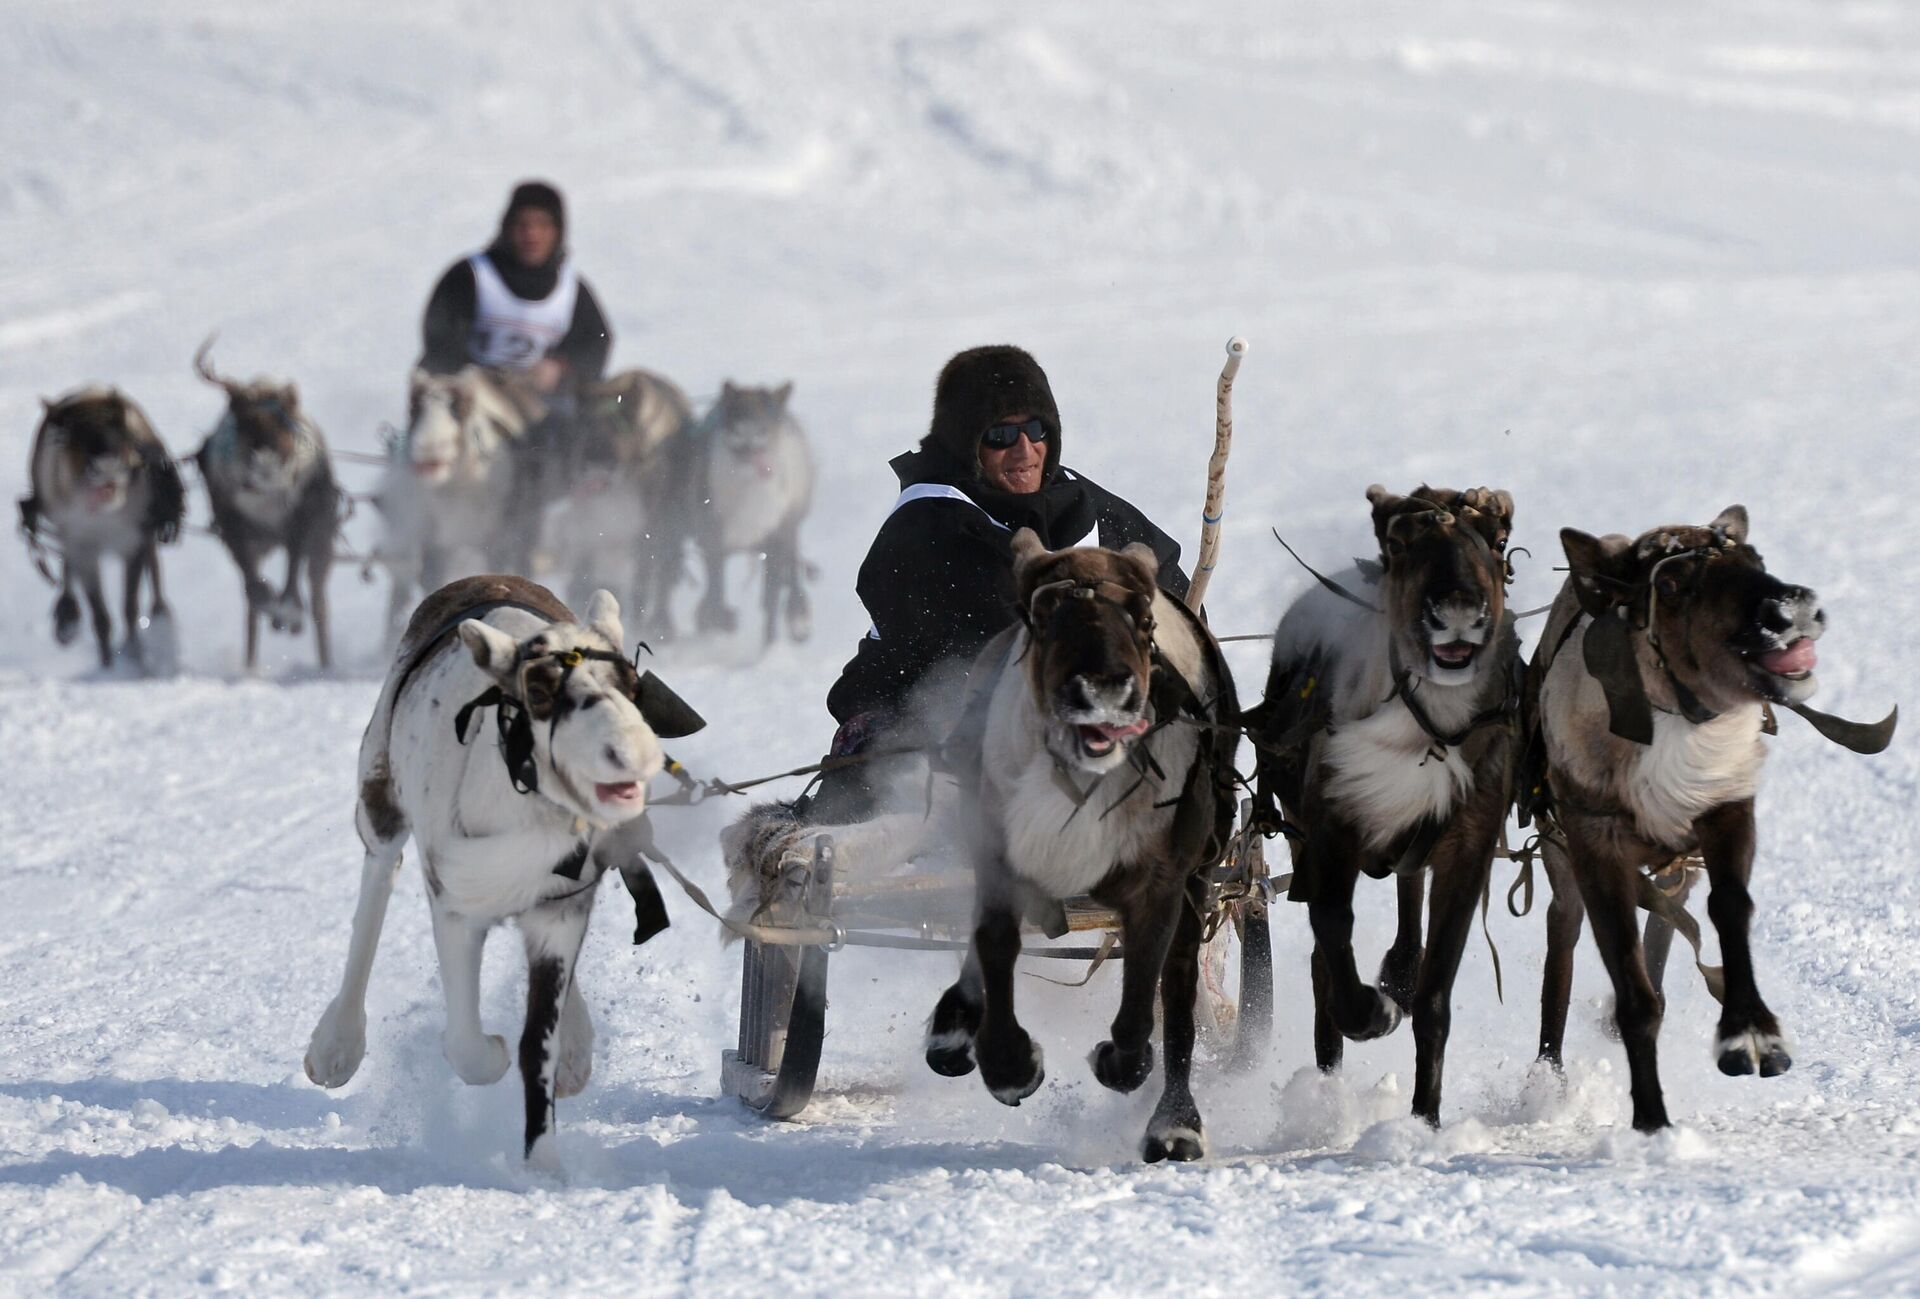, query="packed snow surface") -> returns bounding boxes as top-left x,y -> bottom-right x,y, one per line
3,1 -> 1918,1294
